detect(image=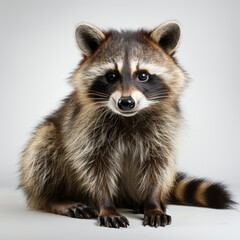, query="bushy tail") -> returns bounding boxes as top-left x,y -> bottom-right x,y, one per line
169,172 -> 235,209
